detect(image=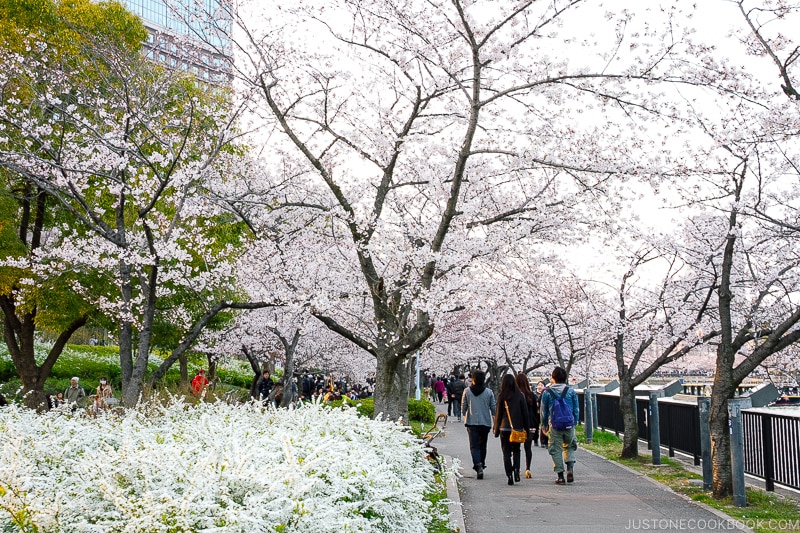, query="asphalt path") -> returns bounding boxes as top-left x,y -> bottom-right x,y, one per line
430,402 -> 752,533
